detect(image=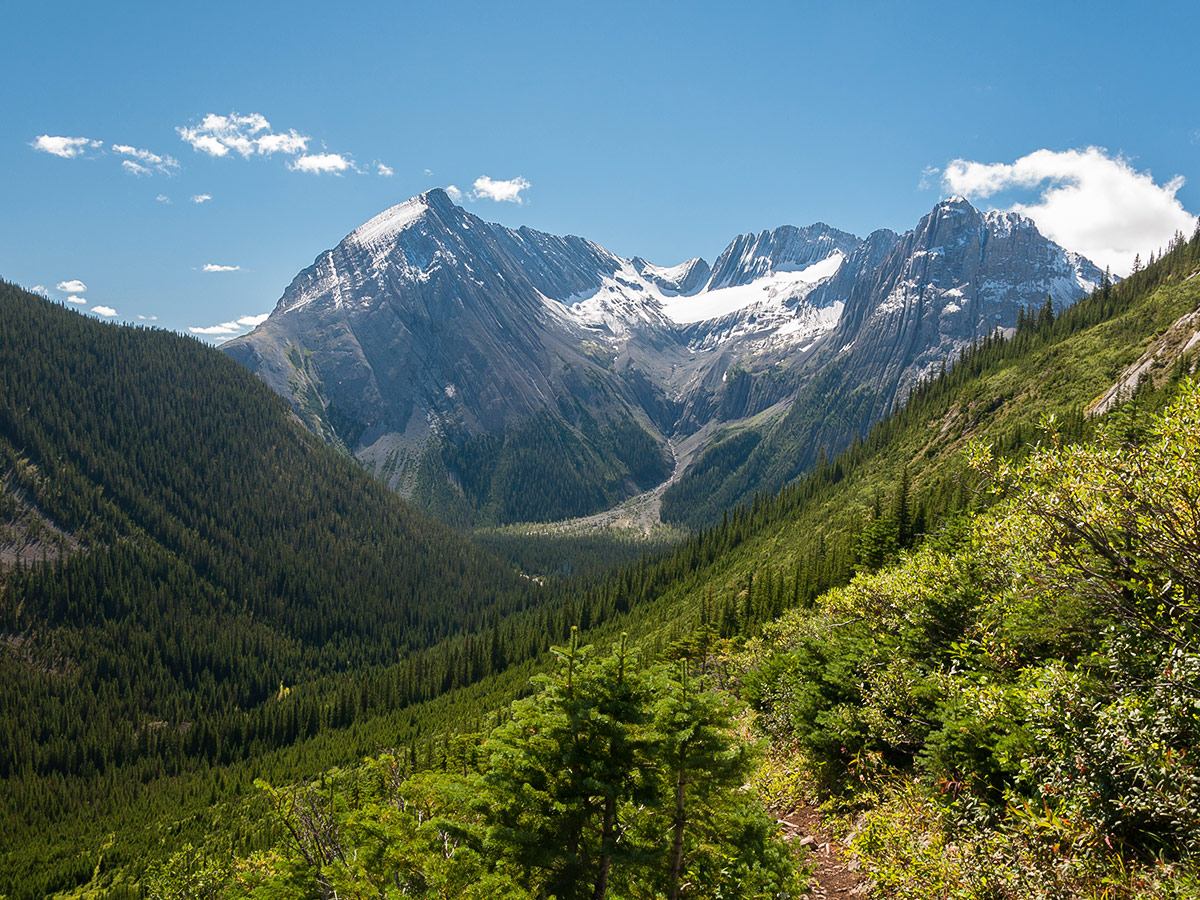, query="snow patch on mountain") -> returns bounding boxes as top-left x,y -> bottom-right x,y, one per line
349,196 -> 430,248
664,251 -> 845,324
